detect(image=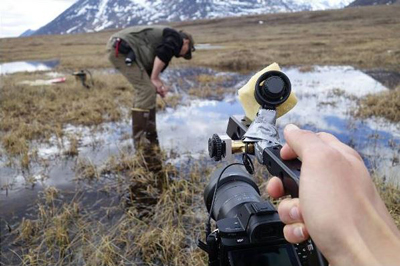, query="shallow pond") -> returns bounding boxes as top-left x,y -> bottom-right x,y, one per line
0,60 -> 59,75
195,43 -> 225,50
1,65 -> 399,220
